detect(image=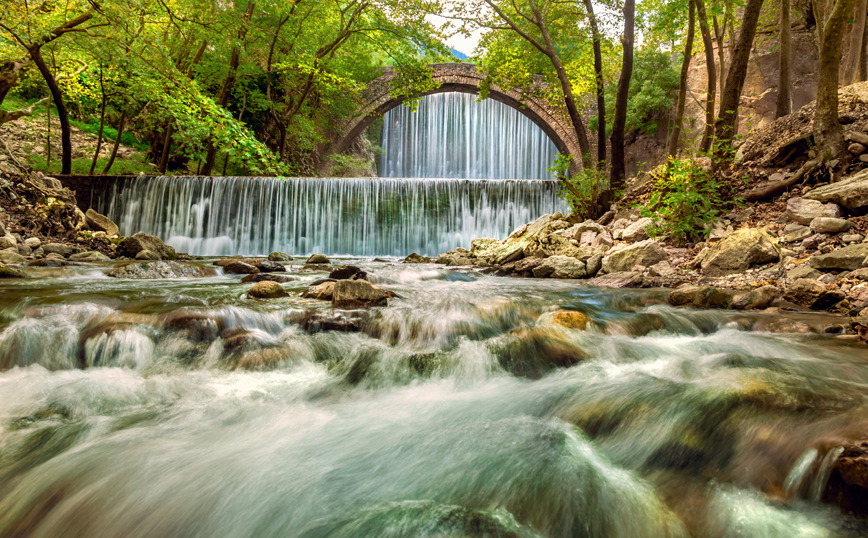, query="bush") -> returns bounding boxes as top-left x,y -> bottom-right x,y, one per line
642,157 -> 732,245
550,154 -> 609,219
